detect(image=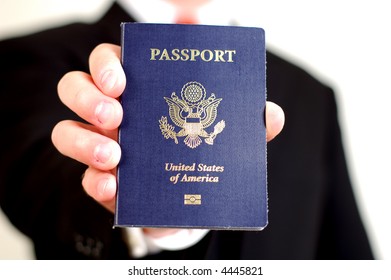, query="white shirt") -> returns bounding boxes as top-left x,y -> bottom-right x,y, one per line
117,0 -> 234,25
